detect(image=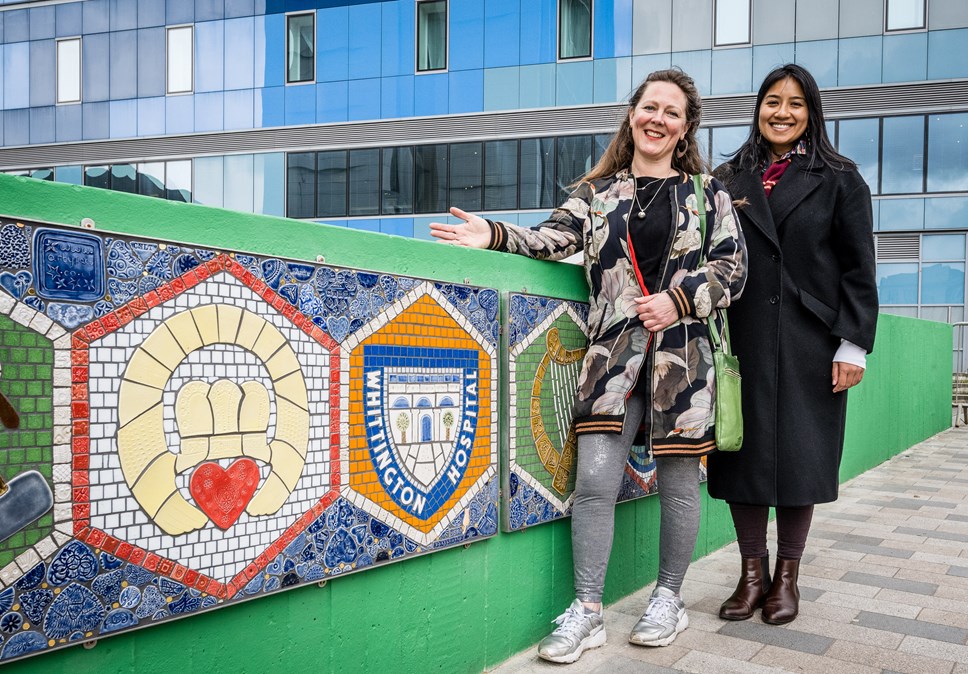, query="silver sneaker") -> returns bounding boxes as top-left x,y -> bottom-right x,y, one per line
536,599 -> 607,664
628,587 -> 688,647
